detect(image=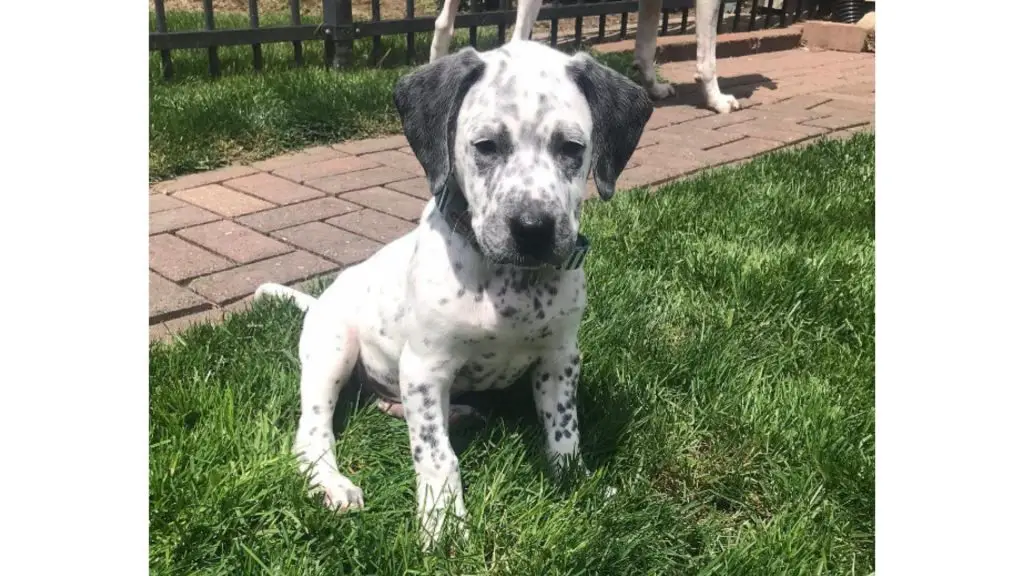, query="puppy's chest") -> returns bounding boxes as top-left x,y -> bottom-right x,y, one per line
439,269 -> 586,337
438,271 -> 585,393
